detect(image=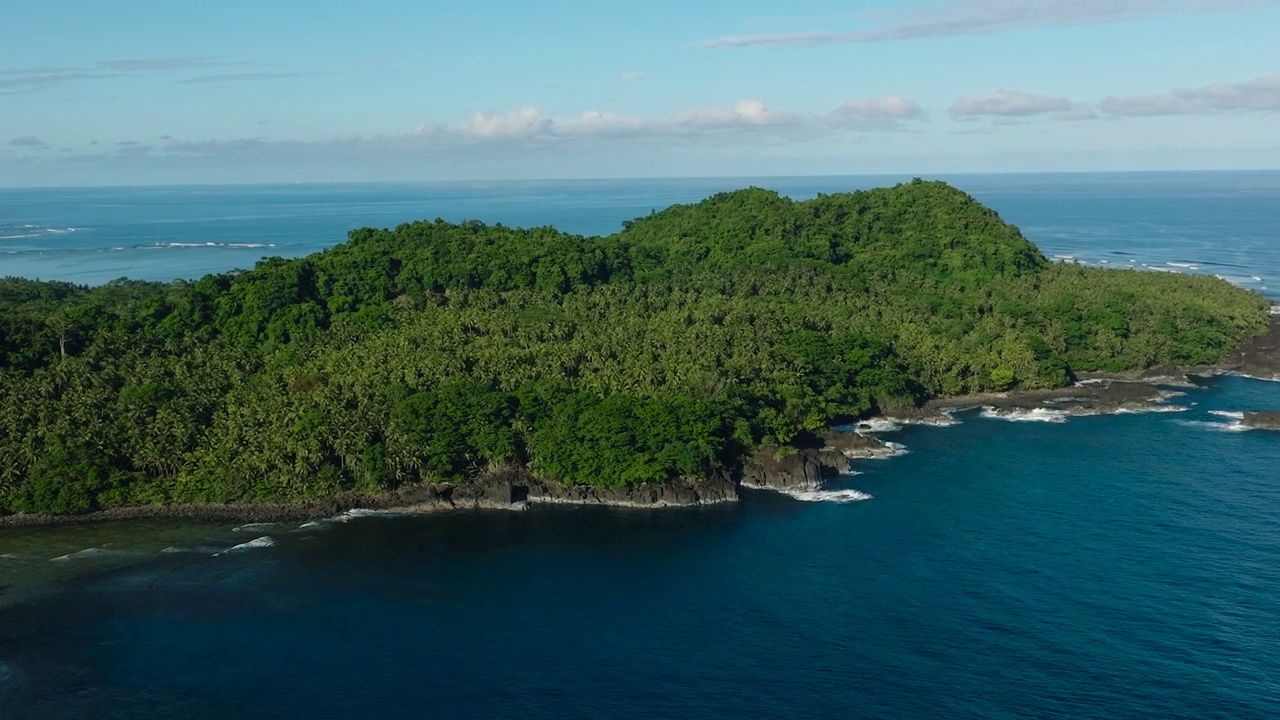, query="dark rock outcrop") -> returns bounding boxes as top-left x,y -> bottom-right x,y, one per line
741,446 -> 831,492
422,466 -> 740,509
740,431 -> 894,493
1242,411 -> 1280,431
822,430 -> 899,458
925,380 -> 1184,417
1213,314 -> 1280,380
